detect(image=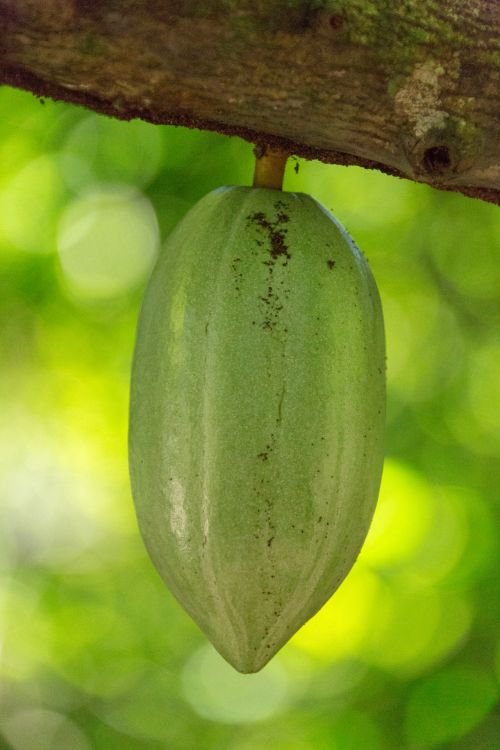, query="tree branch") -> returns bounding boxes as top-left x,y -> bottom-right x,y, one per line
1,0 -> 499,203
